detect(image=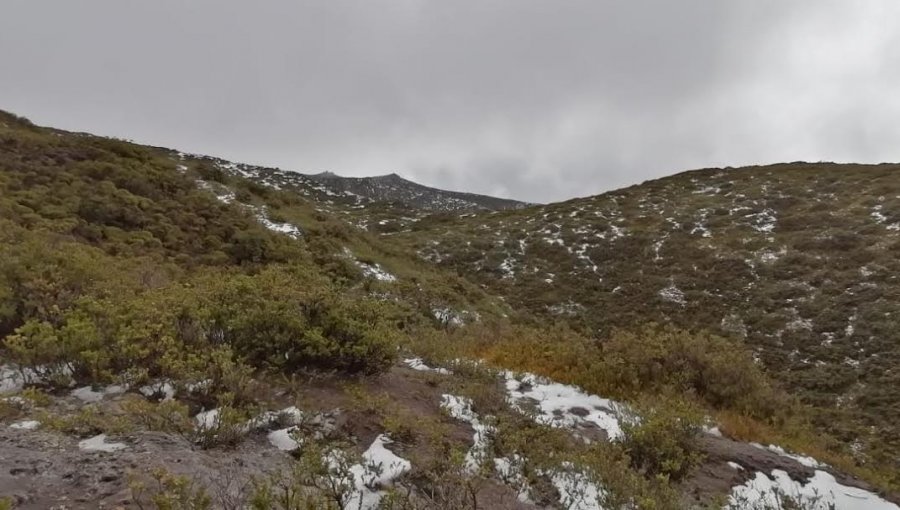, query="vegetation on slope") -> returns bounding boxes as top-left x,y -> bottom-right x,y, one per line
1,109 -> 896,505
0,109 -> 505,393
398,162 -> 900,486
